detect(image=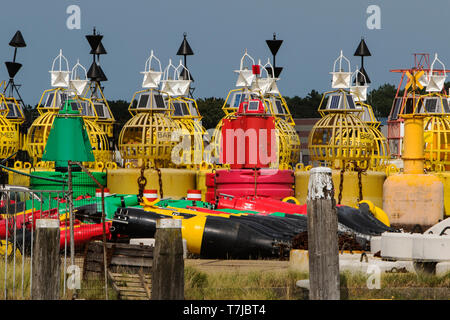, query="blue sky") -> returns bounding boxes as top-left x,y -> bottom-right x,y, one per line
1,0 -> 450,105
